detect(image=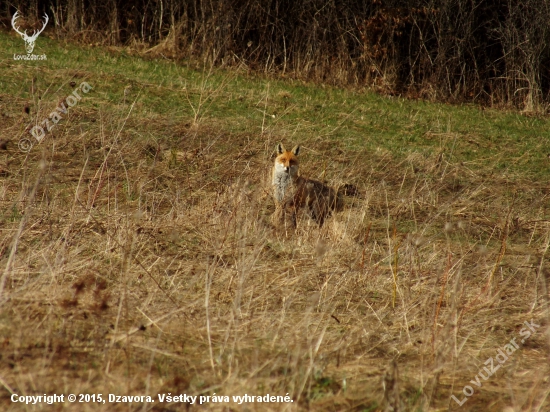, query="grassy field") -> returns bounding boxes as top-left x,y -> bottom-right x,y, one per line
1,29 -> 549,412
